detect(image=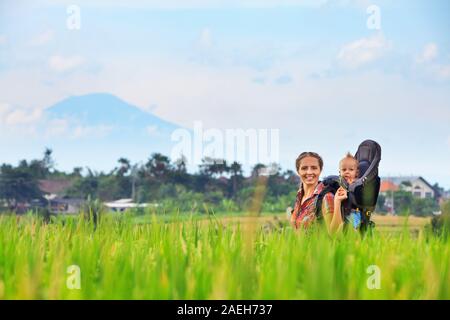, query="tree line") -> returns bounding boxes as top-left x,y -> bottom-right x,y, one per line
0,149 -> 300,213
0,149 -> 444,215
